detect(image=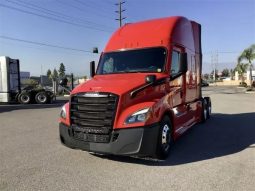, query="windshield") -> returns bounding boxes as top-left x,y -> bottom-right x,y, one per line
96,47 -> 167,74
